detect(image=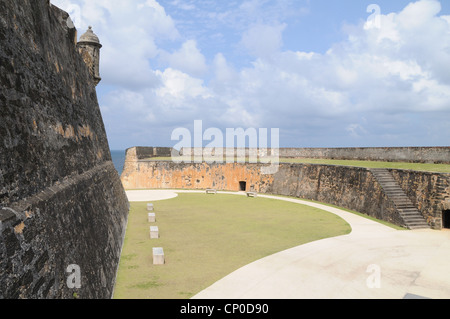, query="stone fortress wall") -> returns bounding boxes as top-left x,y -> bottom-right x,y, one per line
121,147 -> 450,230
0,0 -> 129,299
180,147 -> 450,164
278,147 -> 450,163
2,0 -> 447,300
